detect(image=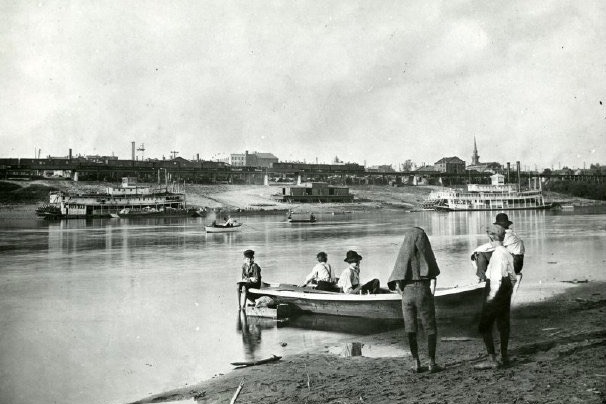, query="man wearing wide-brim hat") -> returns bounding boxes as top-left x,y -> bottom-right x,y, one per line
336,250 -> 380,295
471,212 -> 525,281
475,224 -> 518,369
